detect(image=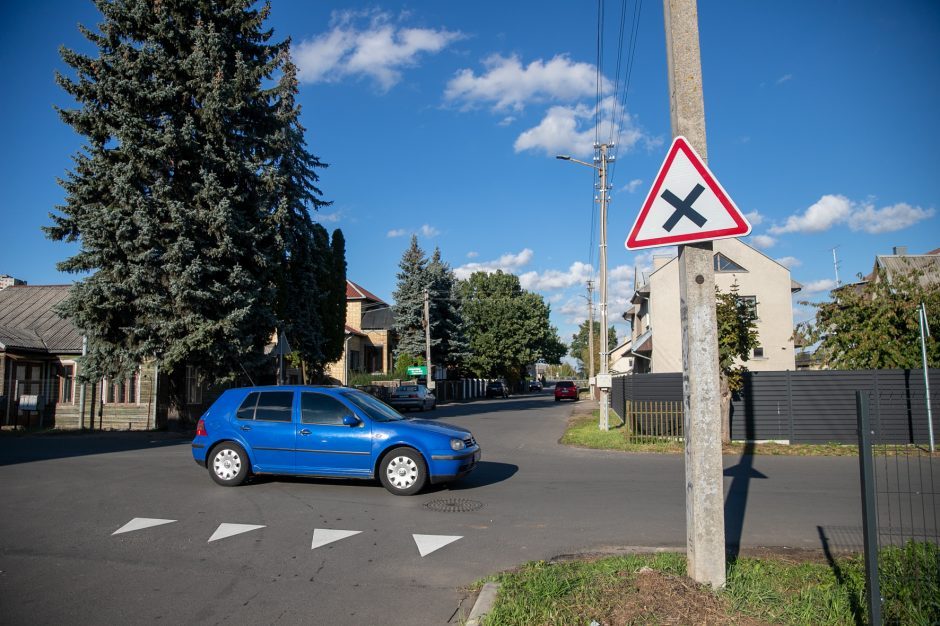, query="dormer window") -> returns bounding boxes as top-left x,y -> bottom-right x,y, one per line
714,253 -> 746,272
